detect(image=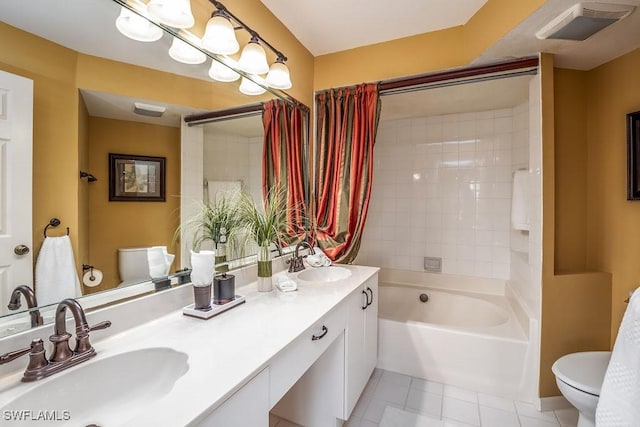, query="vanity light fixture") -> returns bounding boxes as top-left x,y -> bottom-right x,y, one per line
147,0 -> 195,29
115,0 -> 292,94
265,57 -> 292,90
238,36 -> 270,75
115,1 -> 162,42
201,11 -> 239,55
168,33 -> 207,64
239,76 -> 267,96
208,0 -> 293,90
209,59 -> 241,82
